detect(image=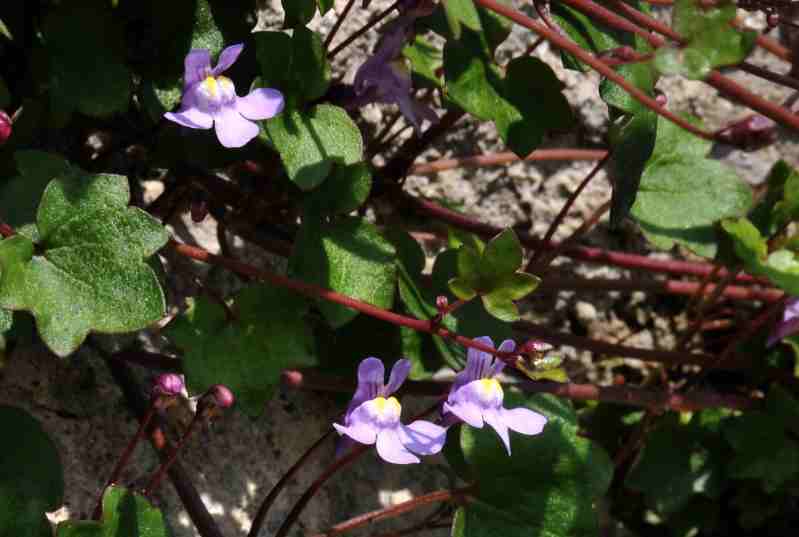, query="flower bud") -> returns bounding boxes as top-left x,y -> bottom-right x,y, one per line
153,373 -> 185,397
435,295 -> 449,311
209,384 -> 235,409
0,110 -> 12,146
519,340 -> 553,355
